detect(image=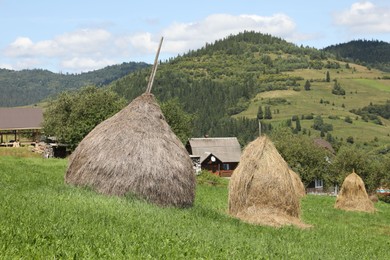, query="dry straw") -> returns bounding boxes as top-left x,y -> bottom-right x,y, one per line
334,170 -> 375,213
66,37 -> 195,208
289,169 -> 306,198
65,93 -> 196,208
228,135 -> 310,228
